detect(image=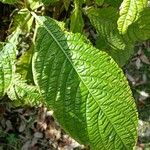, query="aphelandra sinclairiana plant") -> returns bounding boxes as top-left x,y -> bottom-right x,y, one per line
1,0 -> 150,149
